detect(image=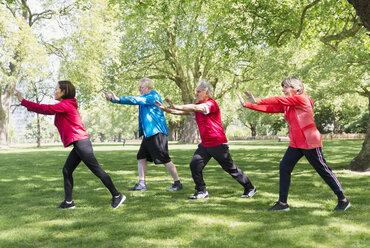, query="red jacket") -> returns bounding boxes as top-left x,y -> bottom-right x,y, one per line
21,98 -> 89,147
244,93 -> 322,149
